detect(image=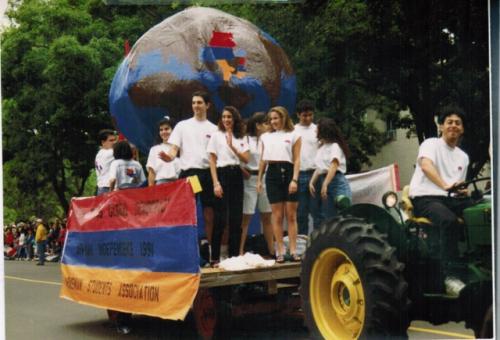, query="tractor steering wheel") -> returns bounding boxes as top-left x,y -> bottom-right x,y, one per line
447,177 -> 491,200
